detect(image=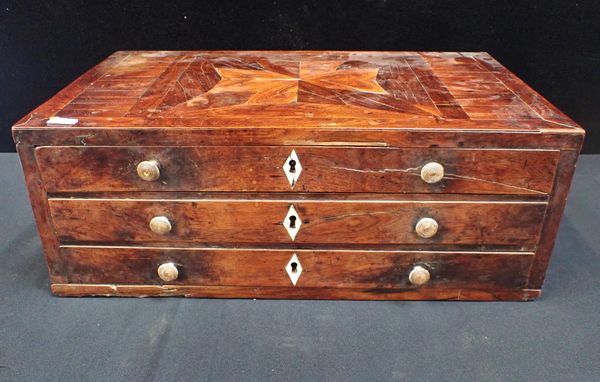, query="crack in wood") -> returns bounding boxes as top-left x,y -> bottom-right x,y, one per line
331,166 -> 421,174
330,165 -> 545,194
